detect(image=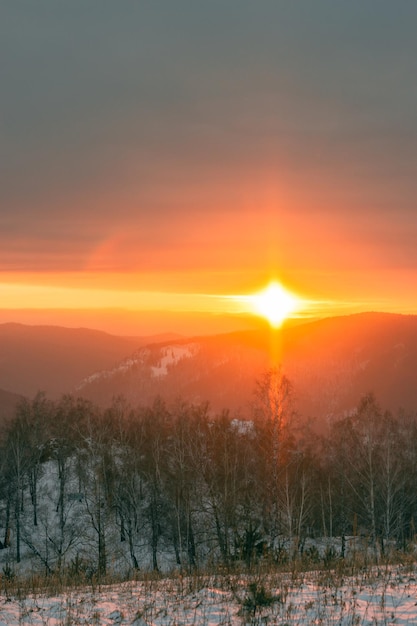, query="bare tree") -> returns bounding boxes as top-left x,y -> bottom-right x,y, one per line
252,368 -> 294,542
